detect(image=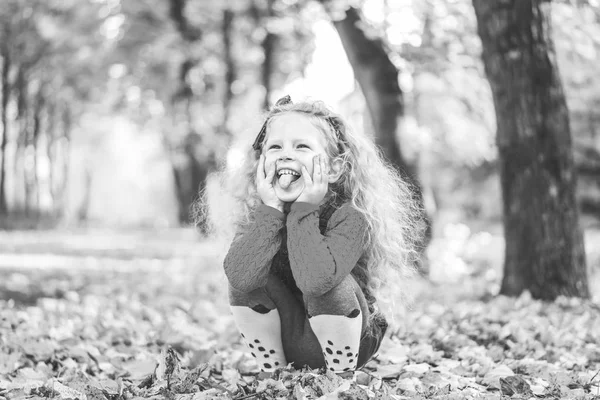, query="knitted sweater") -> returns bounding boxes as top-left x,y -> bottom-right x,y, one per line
224,197 -> 376,309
